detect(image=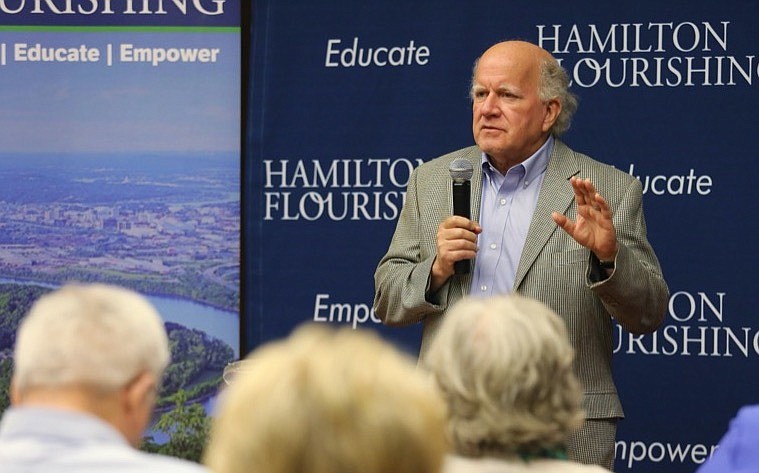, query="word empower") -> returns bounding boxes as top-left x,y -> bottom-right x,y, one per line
615,440 -> 717,469
313,294 -> 380,330
120,44 -> 220,66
